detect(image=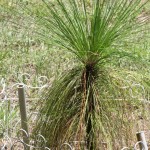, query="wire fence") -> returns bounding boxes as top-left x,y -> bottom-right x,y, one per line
0,131 -> 149,150
0,73 -> 49,149
0,74 -> 150,149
